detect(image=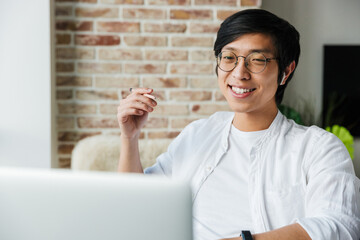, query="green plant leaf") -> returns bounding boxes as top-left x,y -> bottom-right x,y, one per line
278,104 -> 304,125
325,125 -> 354,160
